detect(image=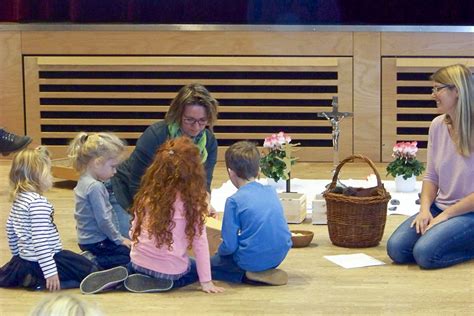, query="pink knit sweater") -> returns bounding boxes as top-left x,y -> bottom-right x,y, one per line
130,194 -> 211,283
